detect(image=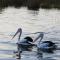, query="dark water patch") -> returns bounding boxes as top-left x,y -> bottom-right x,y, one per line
42,57 -> 56,60
1,0 -> 60,11
27,0 -> 40,10
0,0 -> 40,10
0,8 -> 2,11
